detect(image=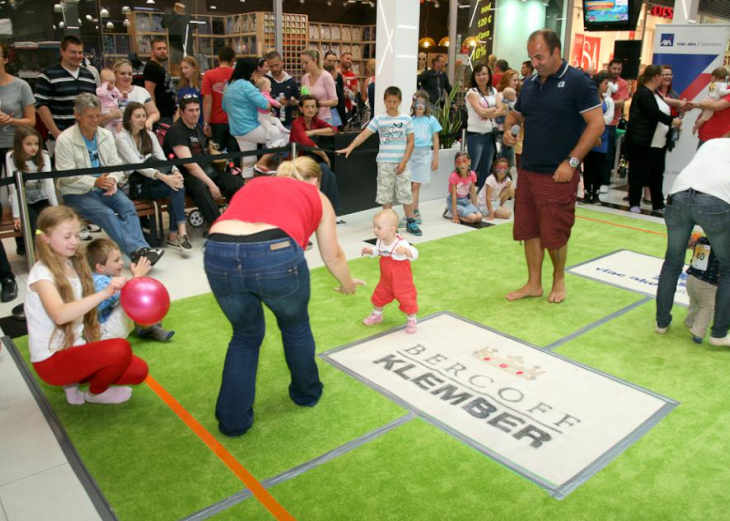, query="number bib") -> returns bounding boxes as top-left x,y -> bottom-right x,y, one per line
691,243 -> 711,271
